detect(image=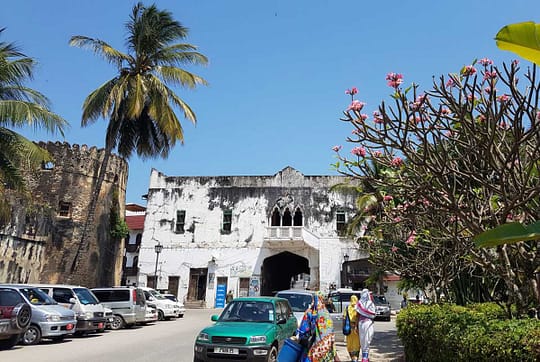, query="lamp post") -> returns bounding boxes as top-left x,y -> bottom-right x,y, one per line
154,242 -> 163,288
342,253 -> 350,288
